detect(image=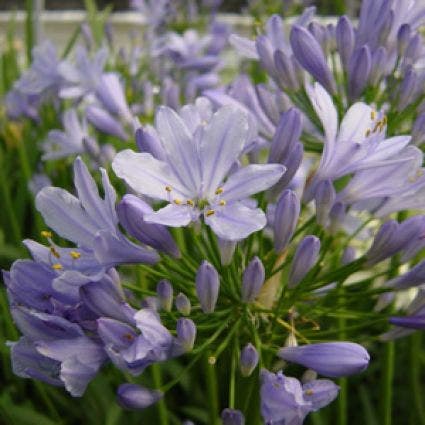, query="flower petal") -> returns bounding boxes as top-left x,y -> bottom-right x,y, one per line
205,202 -> 266,241
112,150 -> 190,201
144,204 -> 194,227
200,106 -> 249,198
221,164 -> 285,203
156,106 -> 202,194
